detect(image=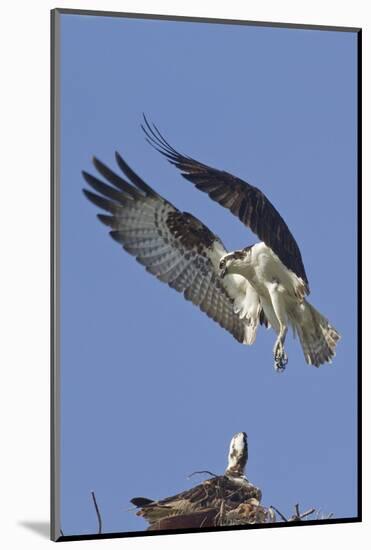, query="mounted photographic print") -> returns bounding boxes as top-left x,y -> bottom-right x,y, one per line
51,8 -> 361,542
